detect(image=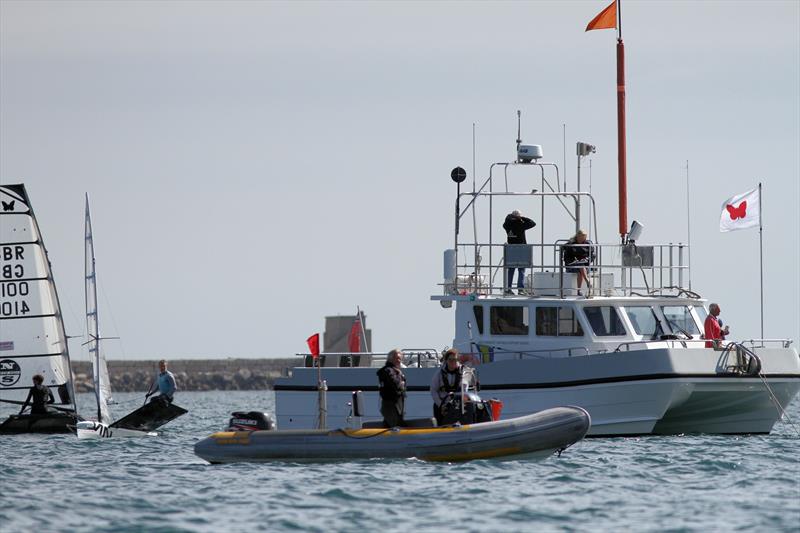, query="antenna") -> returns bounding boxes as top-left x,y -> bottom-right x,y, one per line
685,160 -> 691,290
516,110 -> 522,161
